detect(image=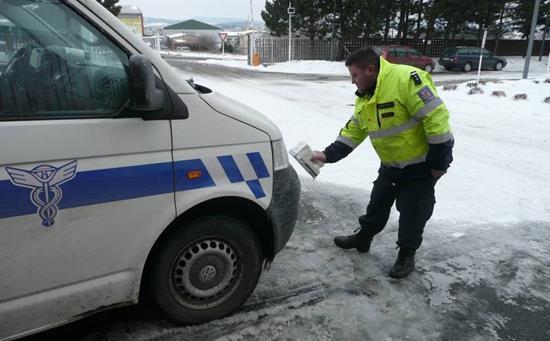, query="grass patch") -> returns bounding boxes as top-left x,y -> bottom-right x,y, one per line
544,97 -> 550,104
513,93 -> 528,100
492,91 -> 506,97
